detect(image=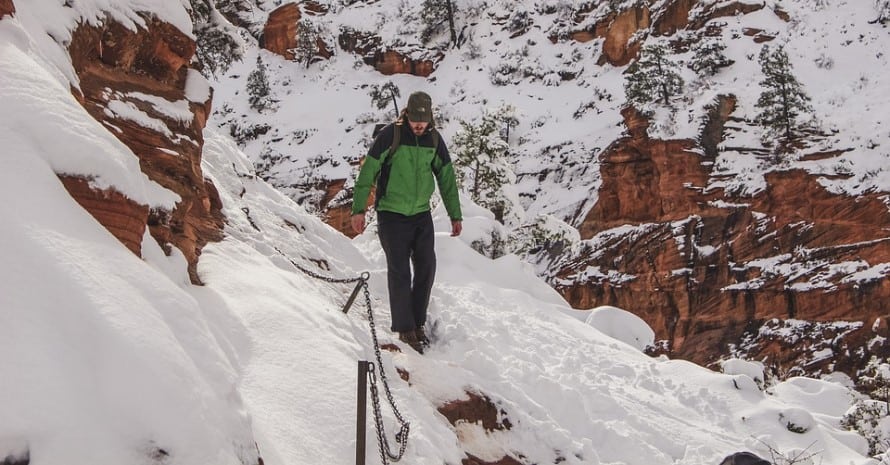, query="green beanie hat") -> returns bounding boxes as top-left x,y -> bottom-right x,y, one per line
405,91 -> 433,123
